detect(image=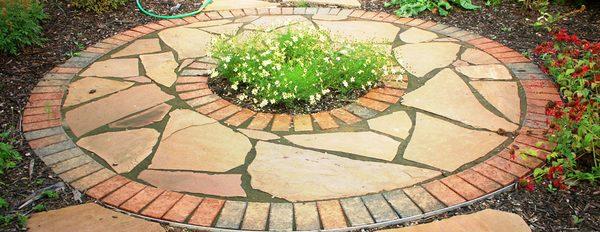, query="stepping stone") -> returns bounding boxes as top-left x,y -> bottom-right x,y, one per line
204,0 -> 278,11
461,48 -> 500,65
244,15 -> 312,32
109,103 -> 172,128
63,77 -> 134,107
77,128 -> 159,173
403,113 -> 507,172
471,81 -> 521,123
285,132 -> 401,161
65,84 -> 174,137
80,58 -> 139,78
248,142 -> 440,201
368,111 -> 412,139
140,51 -> 178,87
200,23 -> 243,36
399,27 -> 438,44
284,0 -> 360,8
161,109 -> 216,139
125,76 -> 152,83
401,68 -> 518,132
27,203 -> 165,232
139,170 -> 246,197
184,19 -> 232,28
315,20 -> 400,43
111,38 -> 162,58
394,42 -> 460,77
238,129 -> 280,140
158,27 -> 216,60
455,64 -> 512,80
